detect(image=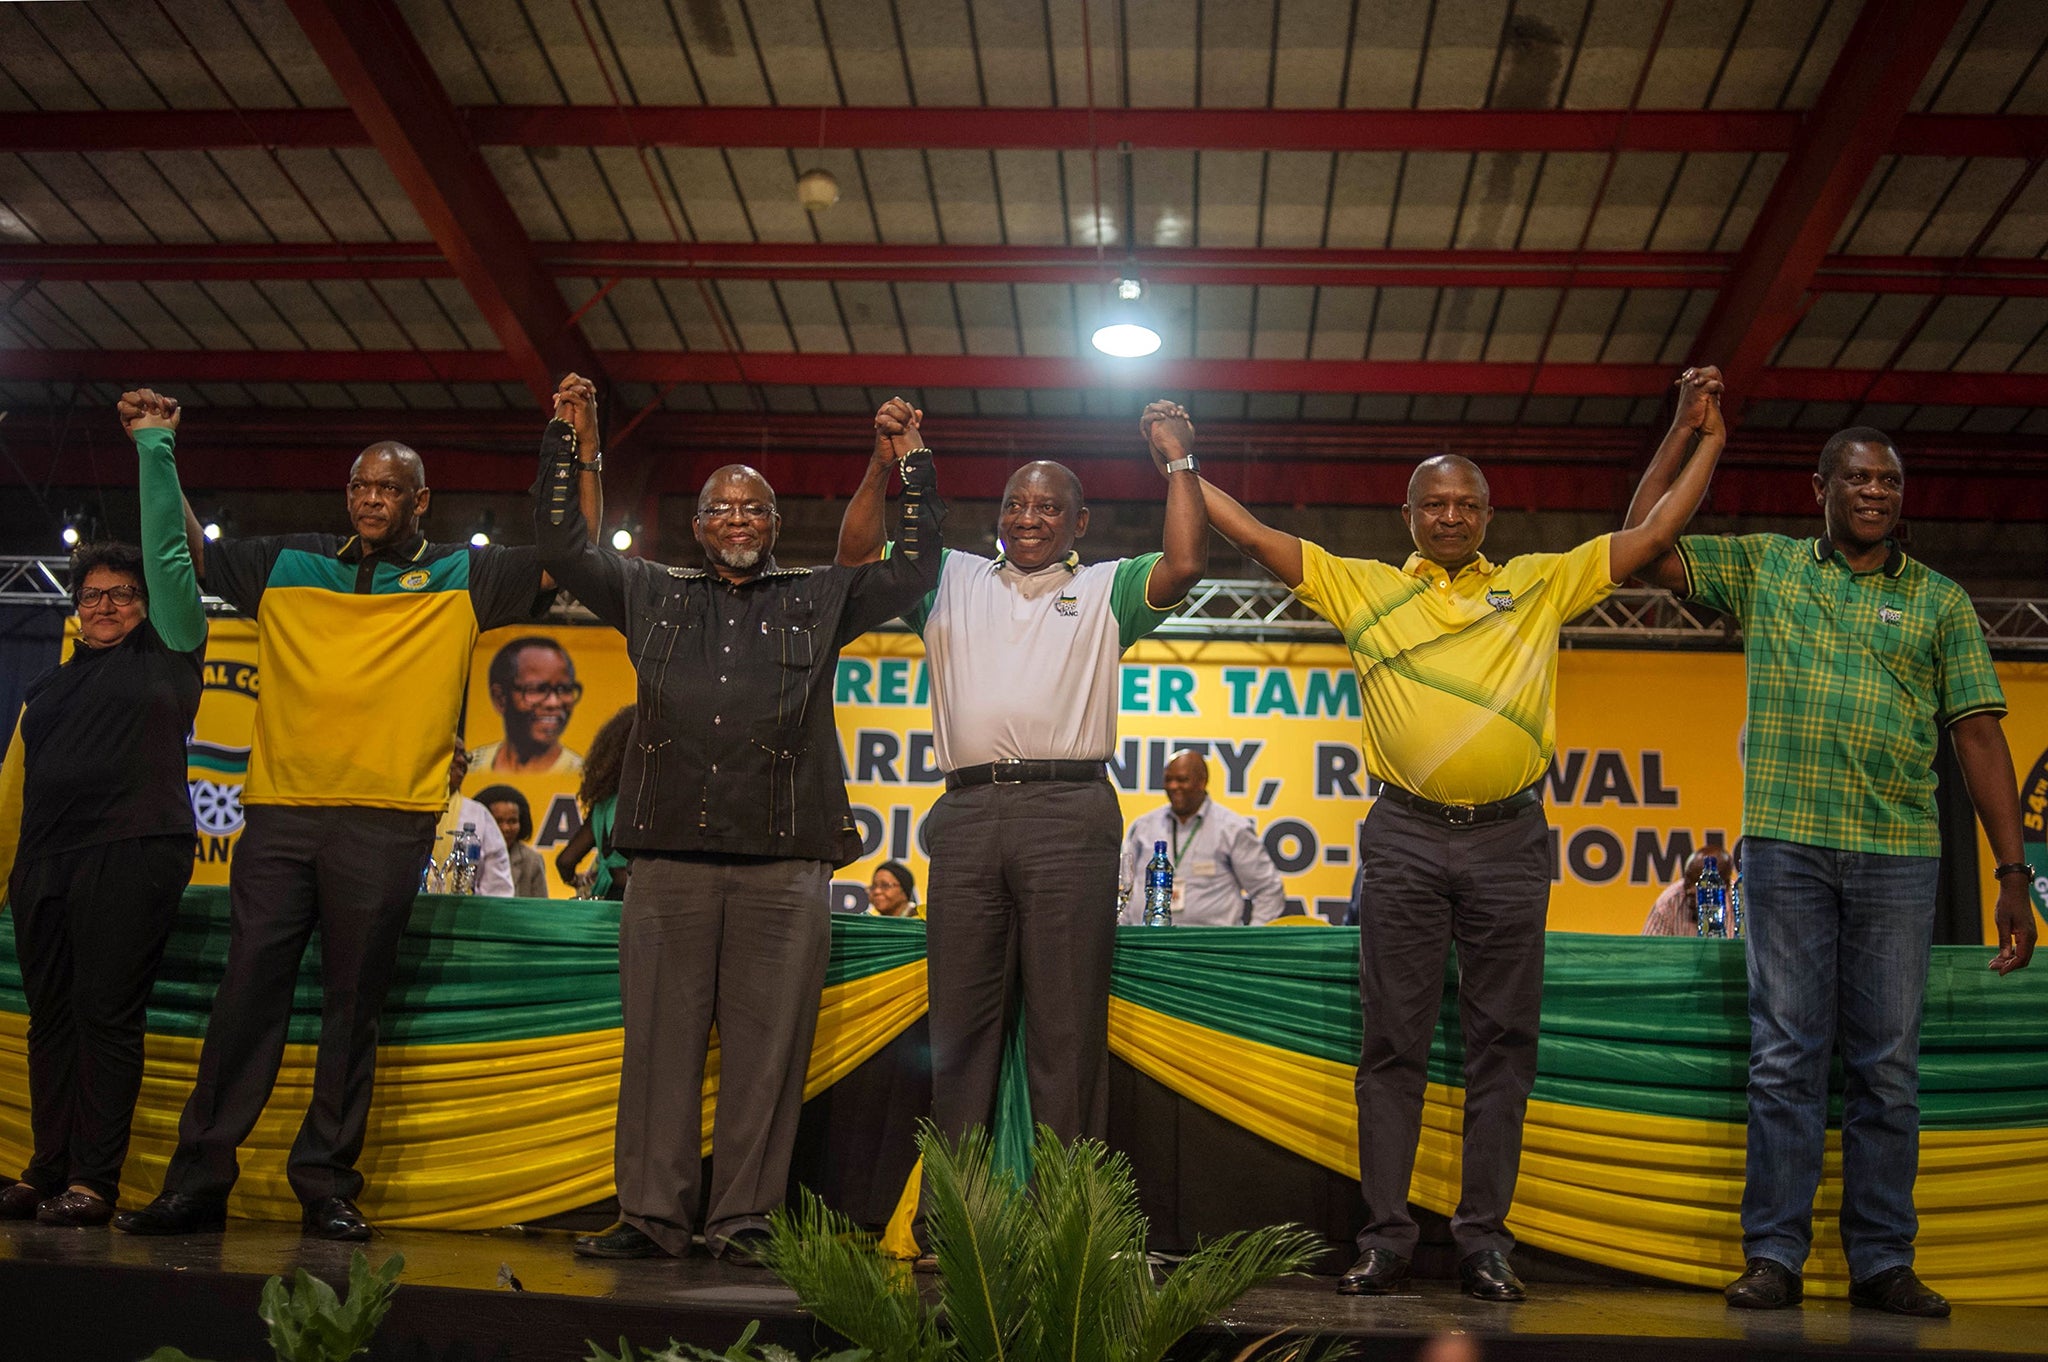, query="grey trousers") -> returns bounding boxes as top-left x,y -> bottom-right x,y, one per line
925,779 -> 1121,1146
1353,796 -> 1551,1259
612,853 -> 829,1255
